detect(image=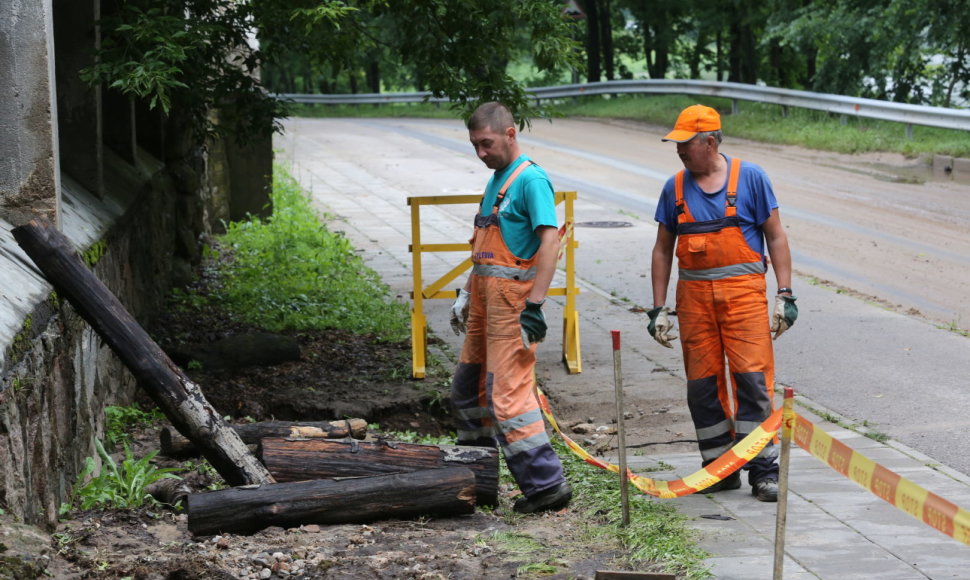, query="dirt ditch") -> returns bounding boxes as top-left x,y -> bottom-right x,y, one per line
1,303 -> 668,580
